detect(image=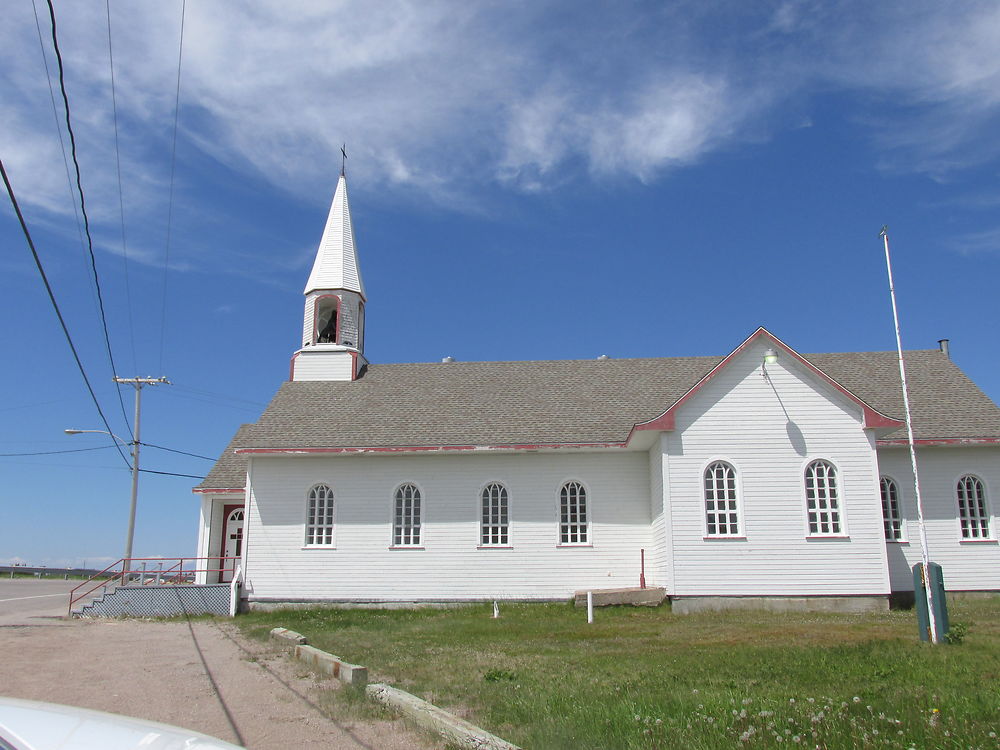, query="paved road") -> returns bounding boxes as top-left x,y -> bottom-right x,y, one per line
0,578 -> 77,626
